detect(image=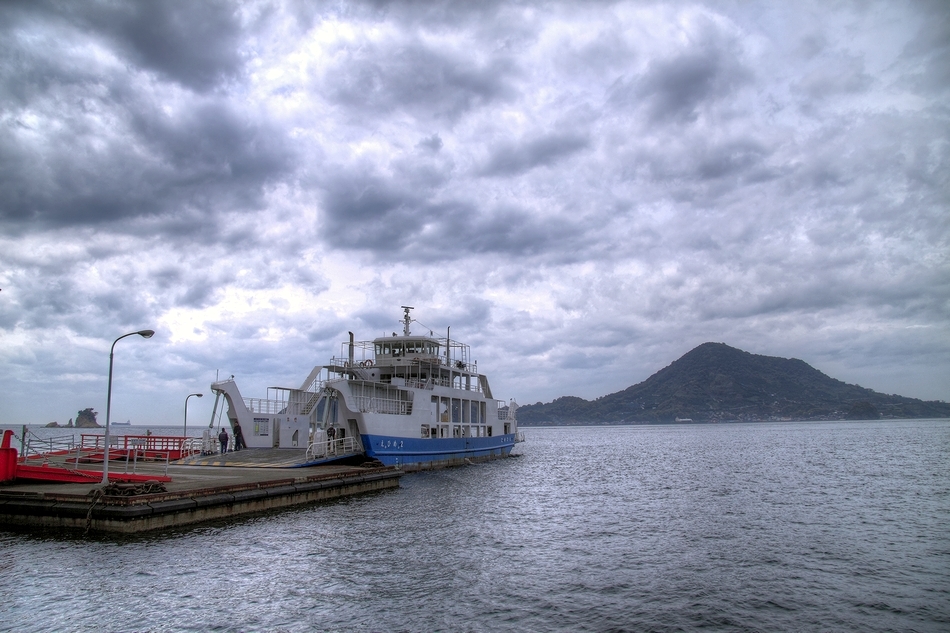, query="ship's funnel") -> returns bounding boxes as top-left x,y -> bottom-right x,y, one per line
348,331 -> 354,366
